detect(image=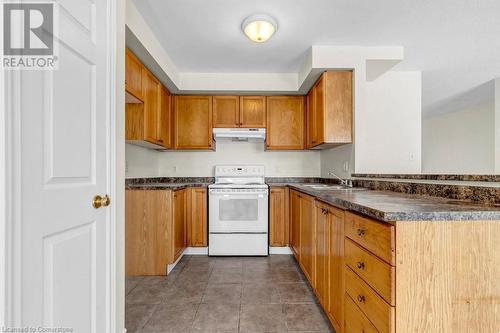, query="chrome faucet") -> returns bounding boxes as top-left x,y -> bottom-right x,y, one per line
327,170 -> 353,187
